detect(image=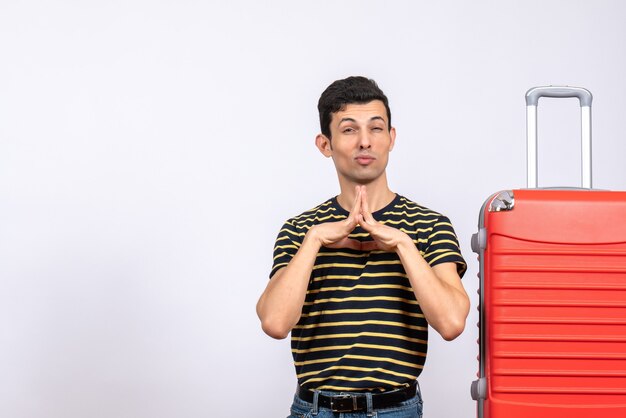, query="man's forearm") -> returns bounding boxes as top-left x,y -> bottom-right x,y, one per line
395,238 -> 470,341
257,232 -> 322,339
